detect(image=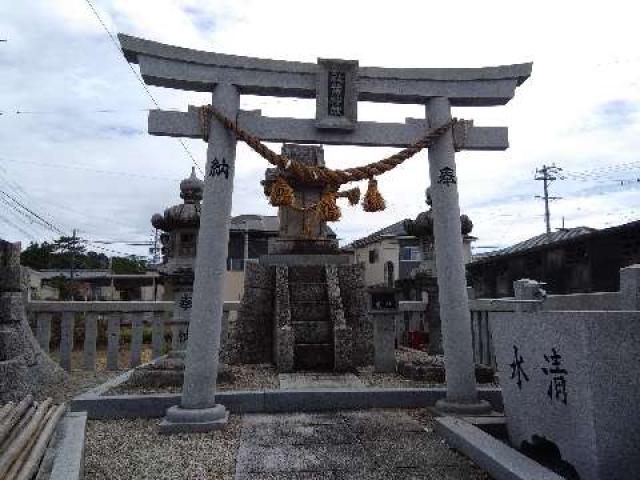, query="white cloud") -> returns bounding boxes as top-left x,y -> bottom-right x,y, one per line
0,0 -> 638,257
